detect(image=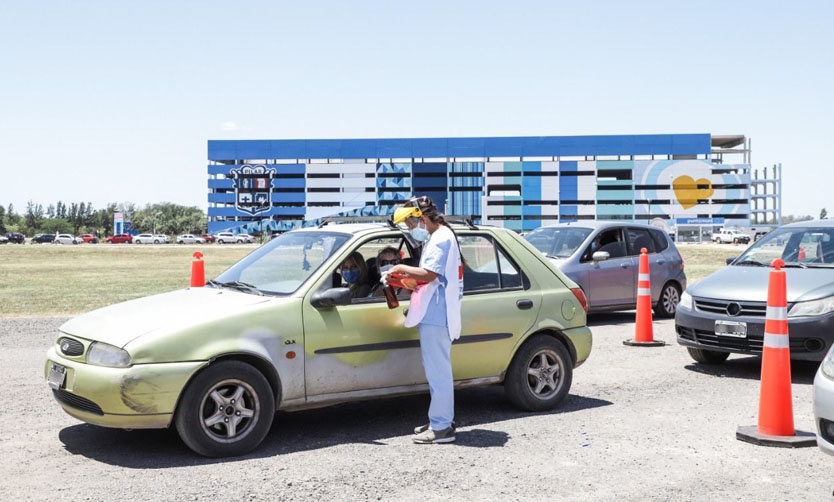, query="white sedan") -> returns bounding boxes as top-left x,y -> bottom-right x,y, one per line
134,234 -> 162,244
814,347 -> 834,456
54,234 -> 82,245
177,234 -> 205,244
